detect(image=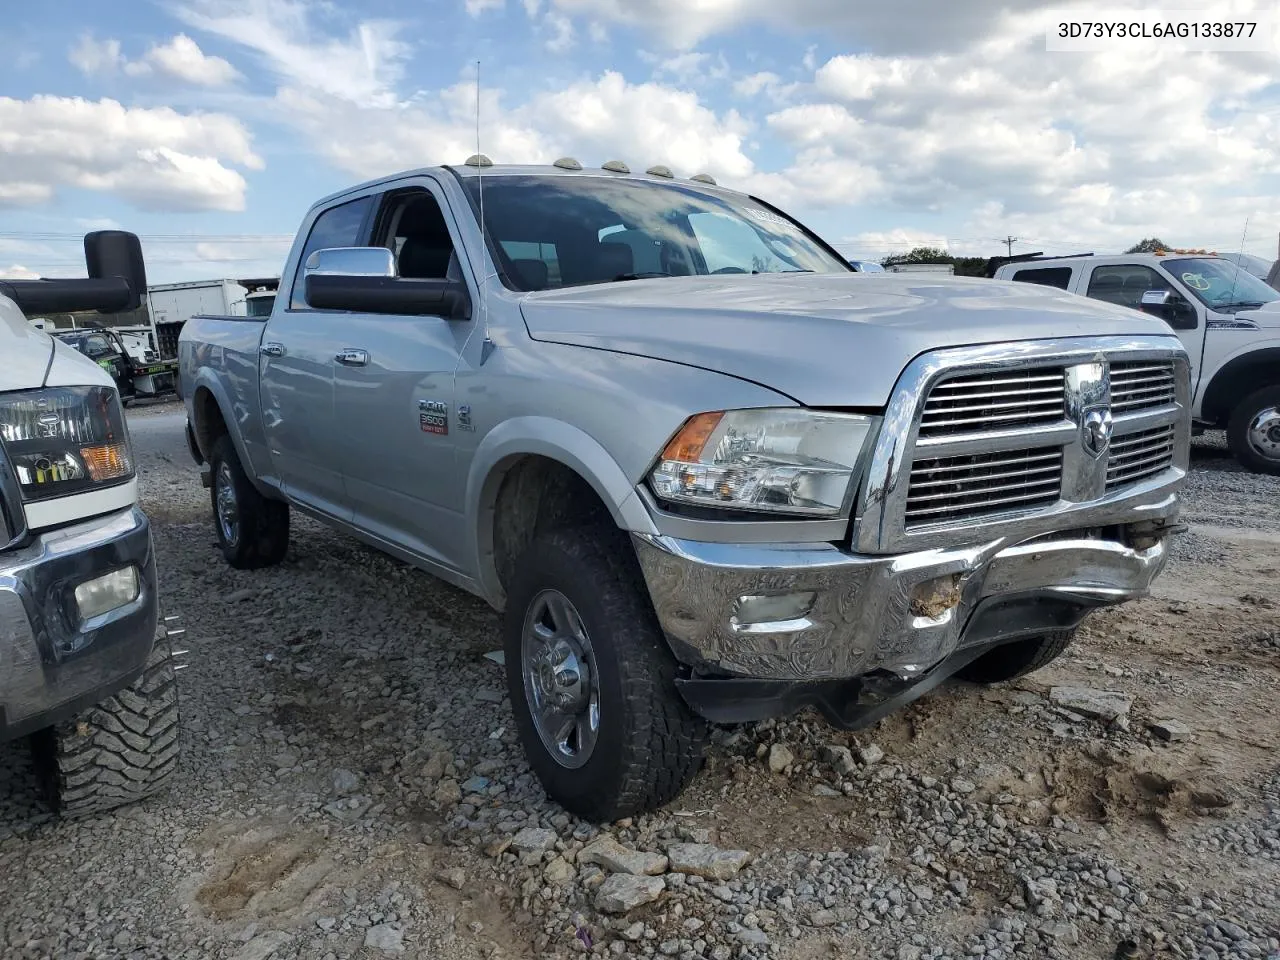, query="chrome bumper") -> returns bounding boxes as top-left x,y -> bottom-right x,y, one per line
632,523 -> 1172,683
